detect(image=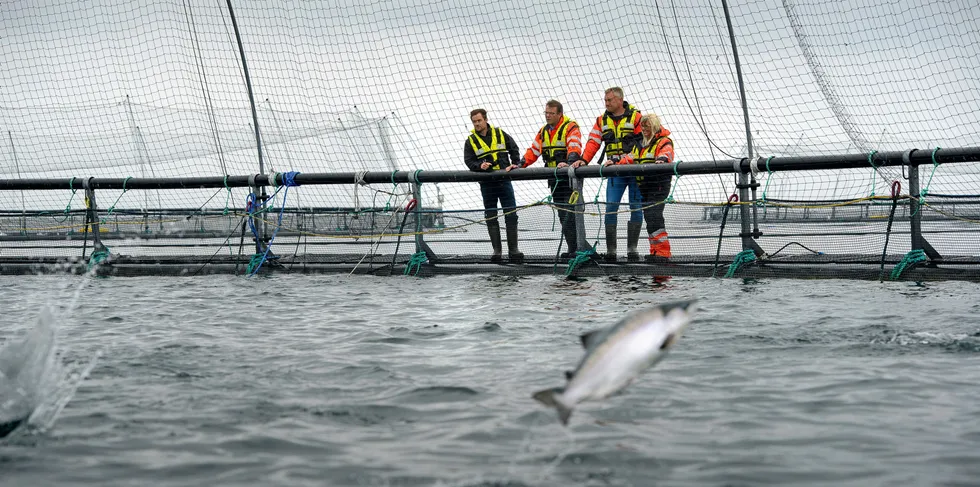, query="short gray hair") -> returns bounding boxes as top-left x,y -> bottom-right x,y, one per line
604,87 -> 624,99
